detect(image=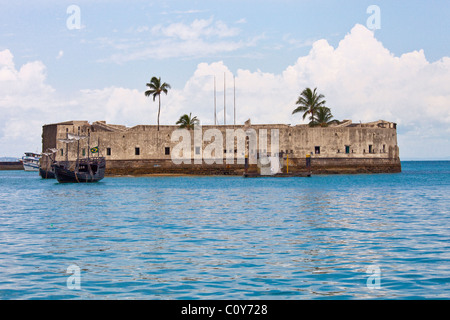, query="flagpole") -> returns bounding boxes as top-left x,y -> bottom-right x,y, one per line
214,76 -> 217,126
234,75 -> 236,127
224,72 -> 226,125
